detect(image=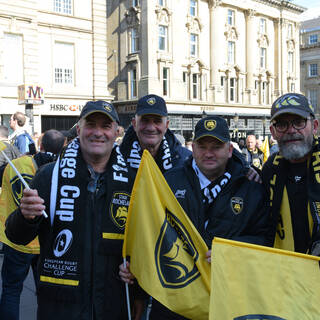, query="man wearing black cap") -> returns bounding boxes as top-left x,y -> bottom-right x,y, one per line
120,94 -> 191,173
262,93 -> 320,255
5,100 -> 135,320
148,115 -> 270,320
